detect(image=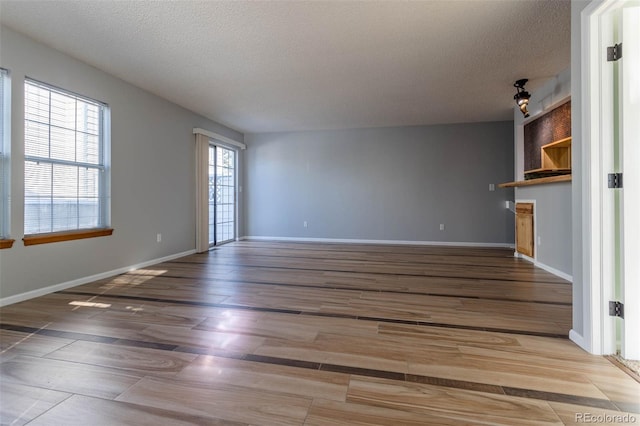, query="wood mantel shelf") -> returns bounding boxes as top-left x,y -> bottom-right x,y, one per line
499,174 -> 572,188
